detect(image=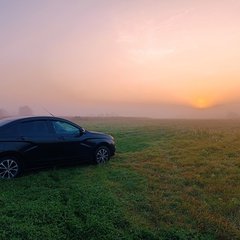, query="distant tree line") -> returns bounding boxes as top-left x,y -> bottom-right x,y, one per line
0,105 -> 34,117
0,108 -> 8,118
18,105 -> 33,116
